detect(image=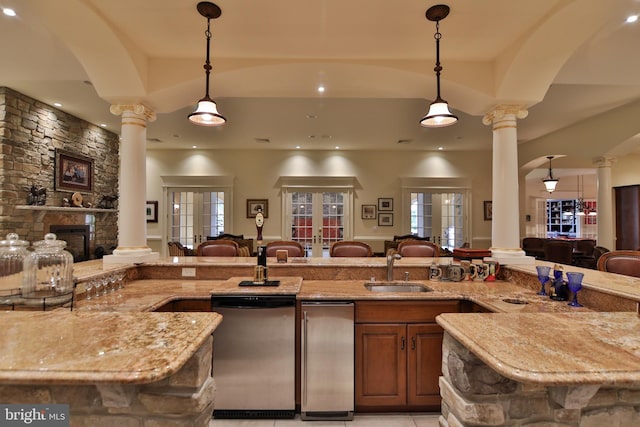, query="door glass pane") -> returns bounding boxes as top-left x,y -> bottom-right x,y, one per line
322,192 -> 344,248
169,190 -> 225,249
411,191 -> 464,250
202,191 -> 225,238
291,192 -> 312,250
170,191 -> 195,249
